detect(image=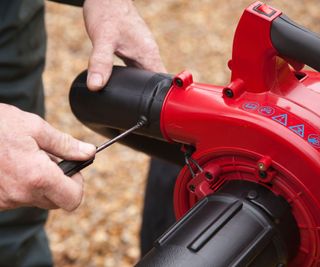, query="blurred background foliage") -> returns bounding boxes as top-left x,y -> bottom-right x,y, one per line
44,0 -> 320,266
